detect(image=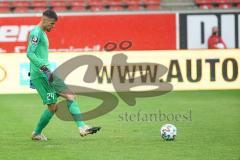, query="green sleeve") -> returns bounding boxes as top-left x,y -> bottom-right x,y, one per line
27,32 -> 46,68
